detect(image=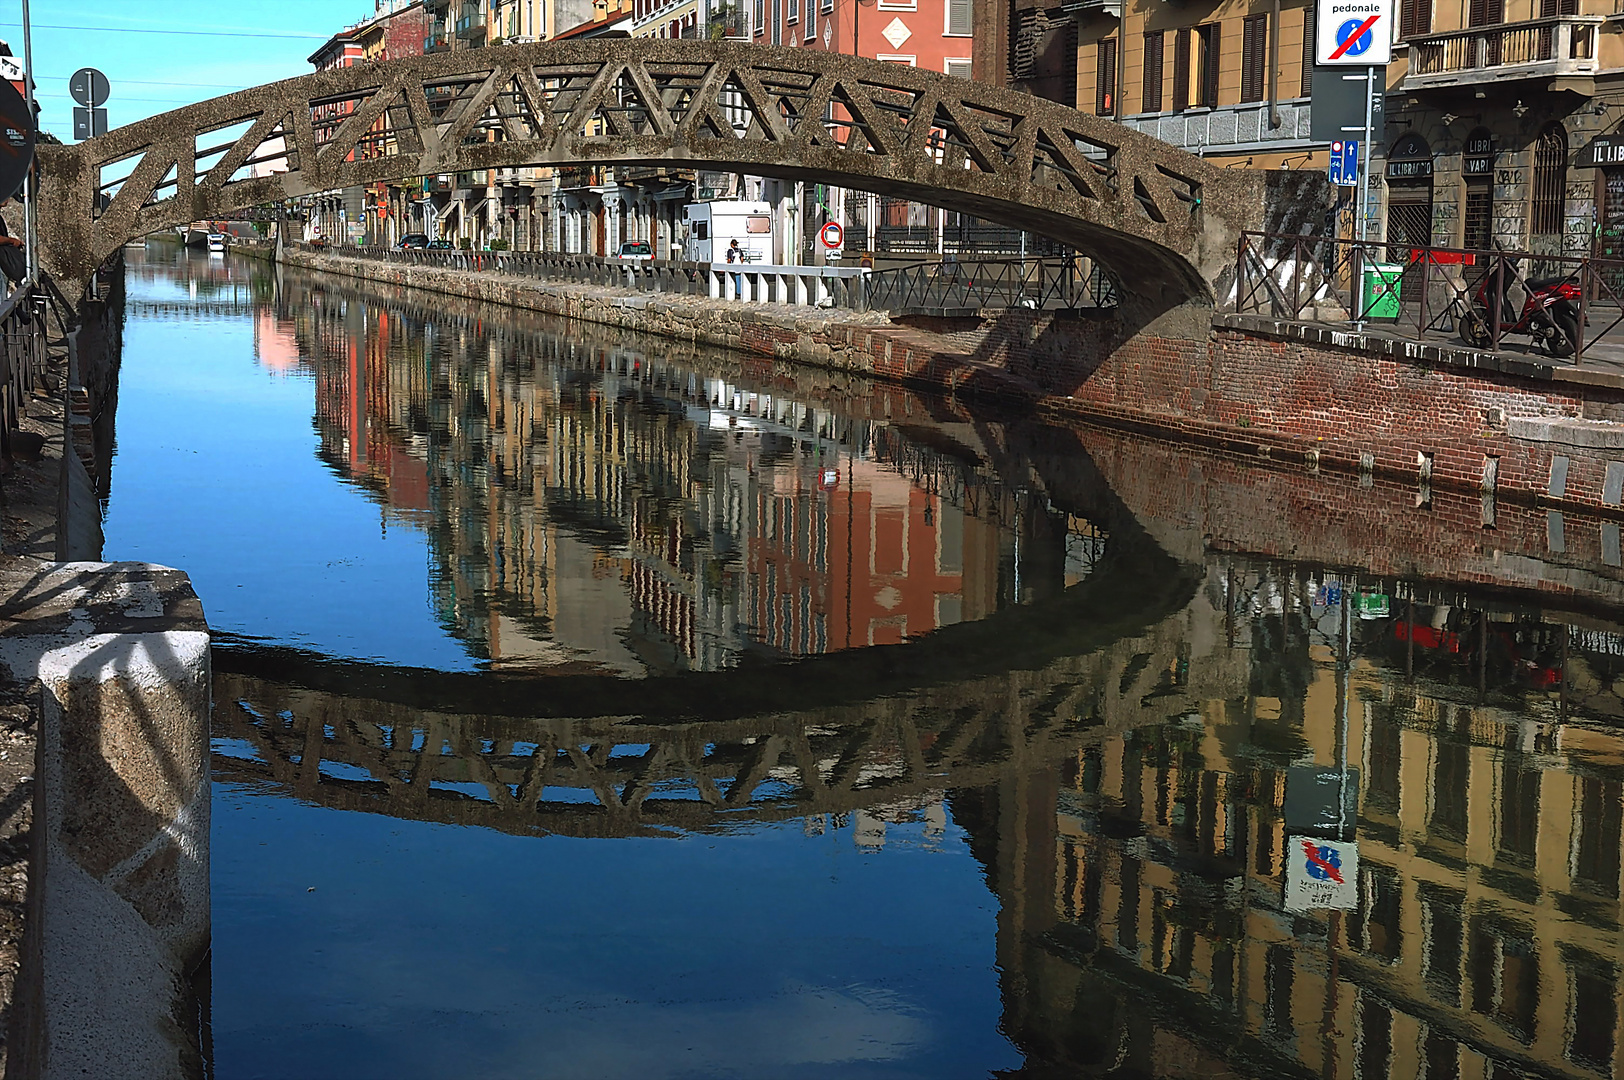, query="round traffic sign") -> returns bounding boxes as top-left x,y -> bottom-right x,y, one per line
819,221 -> 843,249
1331,140 -> 1343,153
1335,19 -> 1374,57
69,67 -> 109,108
